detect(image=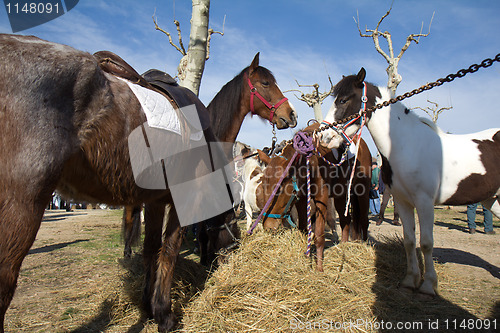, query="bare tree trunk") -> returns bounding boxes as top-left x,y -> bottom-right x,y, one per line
386,61 -> 401,97
312,103 -> 323,122
177,0 -> 210,95
286,79 -> 334,122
